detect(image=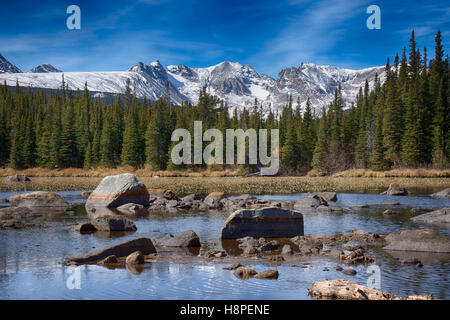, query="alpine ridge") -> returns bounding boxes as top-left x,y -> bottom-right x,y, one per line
0,52 -> 385,114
